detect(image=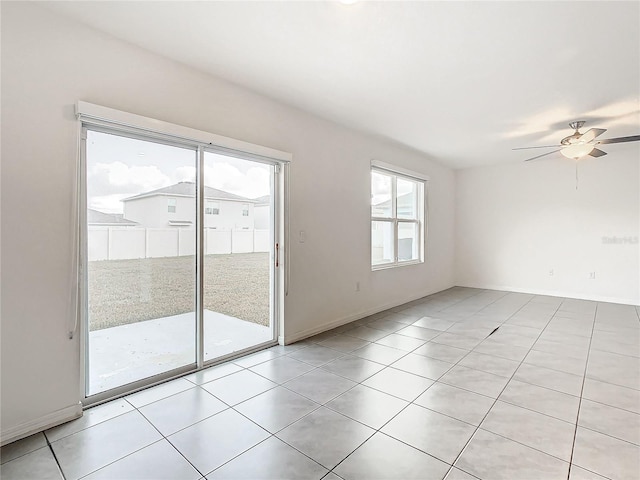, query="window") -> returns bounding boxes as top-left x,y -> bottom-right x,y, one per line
205,201 -> 220,215
242,204 -> 249,216
167,198 -> 177,213
371,165 -> 425,268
